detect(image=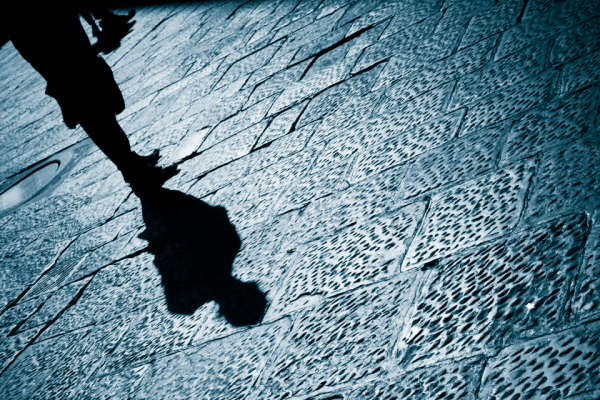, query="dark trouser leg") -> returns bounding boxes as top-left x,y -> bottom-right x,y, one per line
79,112 -> 134,171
